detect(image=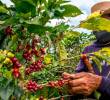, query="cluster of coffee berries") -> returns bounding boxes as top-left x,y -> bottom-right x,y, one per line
26,80 -> 38,92
10,57 -> 22,78
48,79 -> 65,88
23,50 -> 32,61
21,36 -> 47,75
5,26 -> 13,35
26,79 -> 66,93
32,35 -> 41,48
0,50 -> 14,65
0,50 -> 22,78
11,57 -> 22,68
26,80 -> 43,92
25,59 -> 44,75
23,47 -> 44,61
22,36 -> 46,62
